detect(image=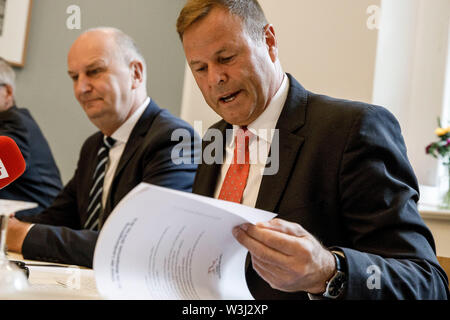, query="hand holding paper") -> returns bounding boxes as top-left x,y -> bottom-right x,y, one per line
233,218 -> 336,295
